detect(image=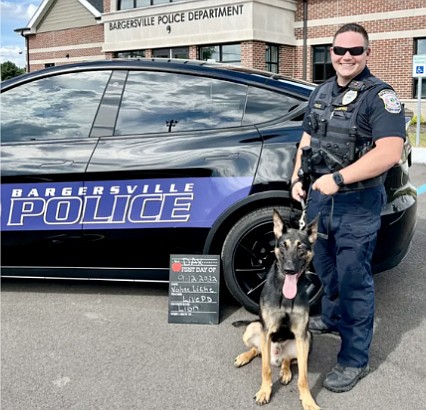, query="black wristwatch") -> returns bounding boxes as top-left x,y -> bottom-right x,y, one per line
332,171 -> 345,187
